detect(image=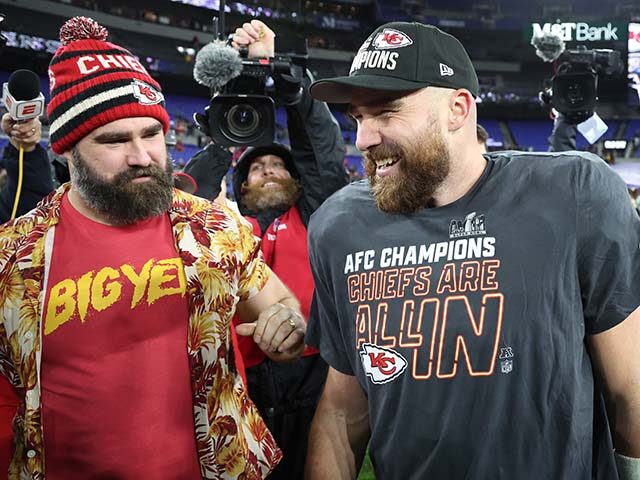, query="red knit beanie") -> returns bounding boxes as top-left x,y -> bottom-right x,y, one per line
47,17 -> 170,154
